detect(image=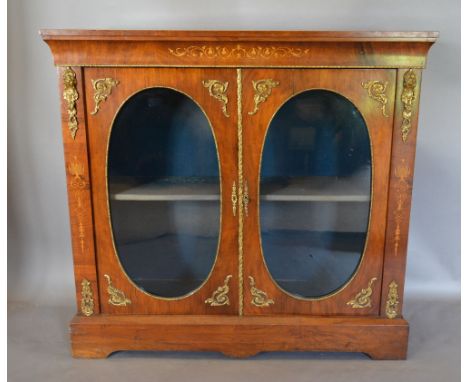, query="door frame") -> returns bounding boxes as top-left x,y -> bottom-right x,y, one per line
241,68 -> 397,315
85,67 -> 239,315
